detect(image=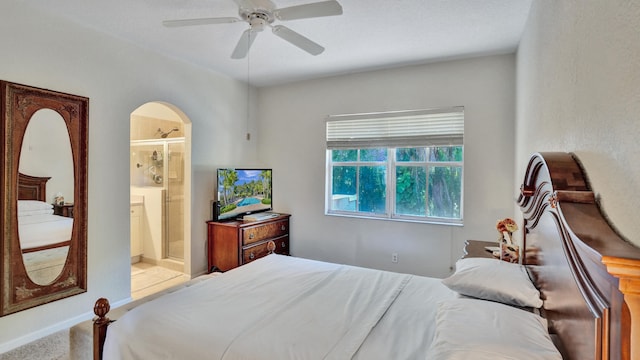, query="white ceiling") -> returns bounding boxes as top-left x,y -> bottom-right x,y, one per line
22,0 -> 532,87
